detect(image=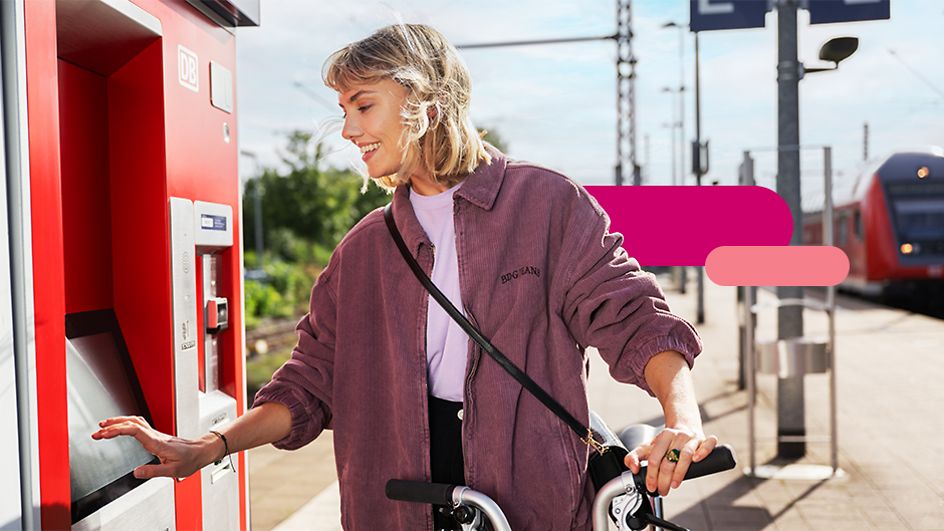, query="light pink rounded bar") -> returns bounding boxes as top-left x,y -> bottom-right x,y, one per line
585,186 -> 793,266
705,246 -> 850,286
